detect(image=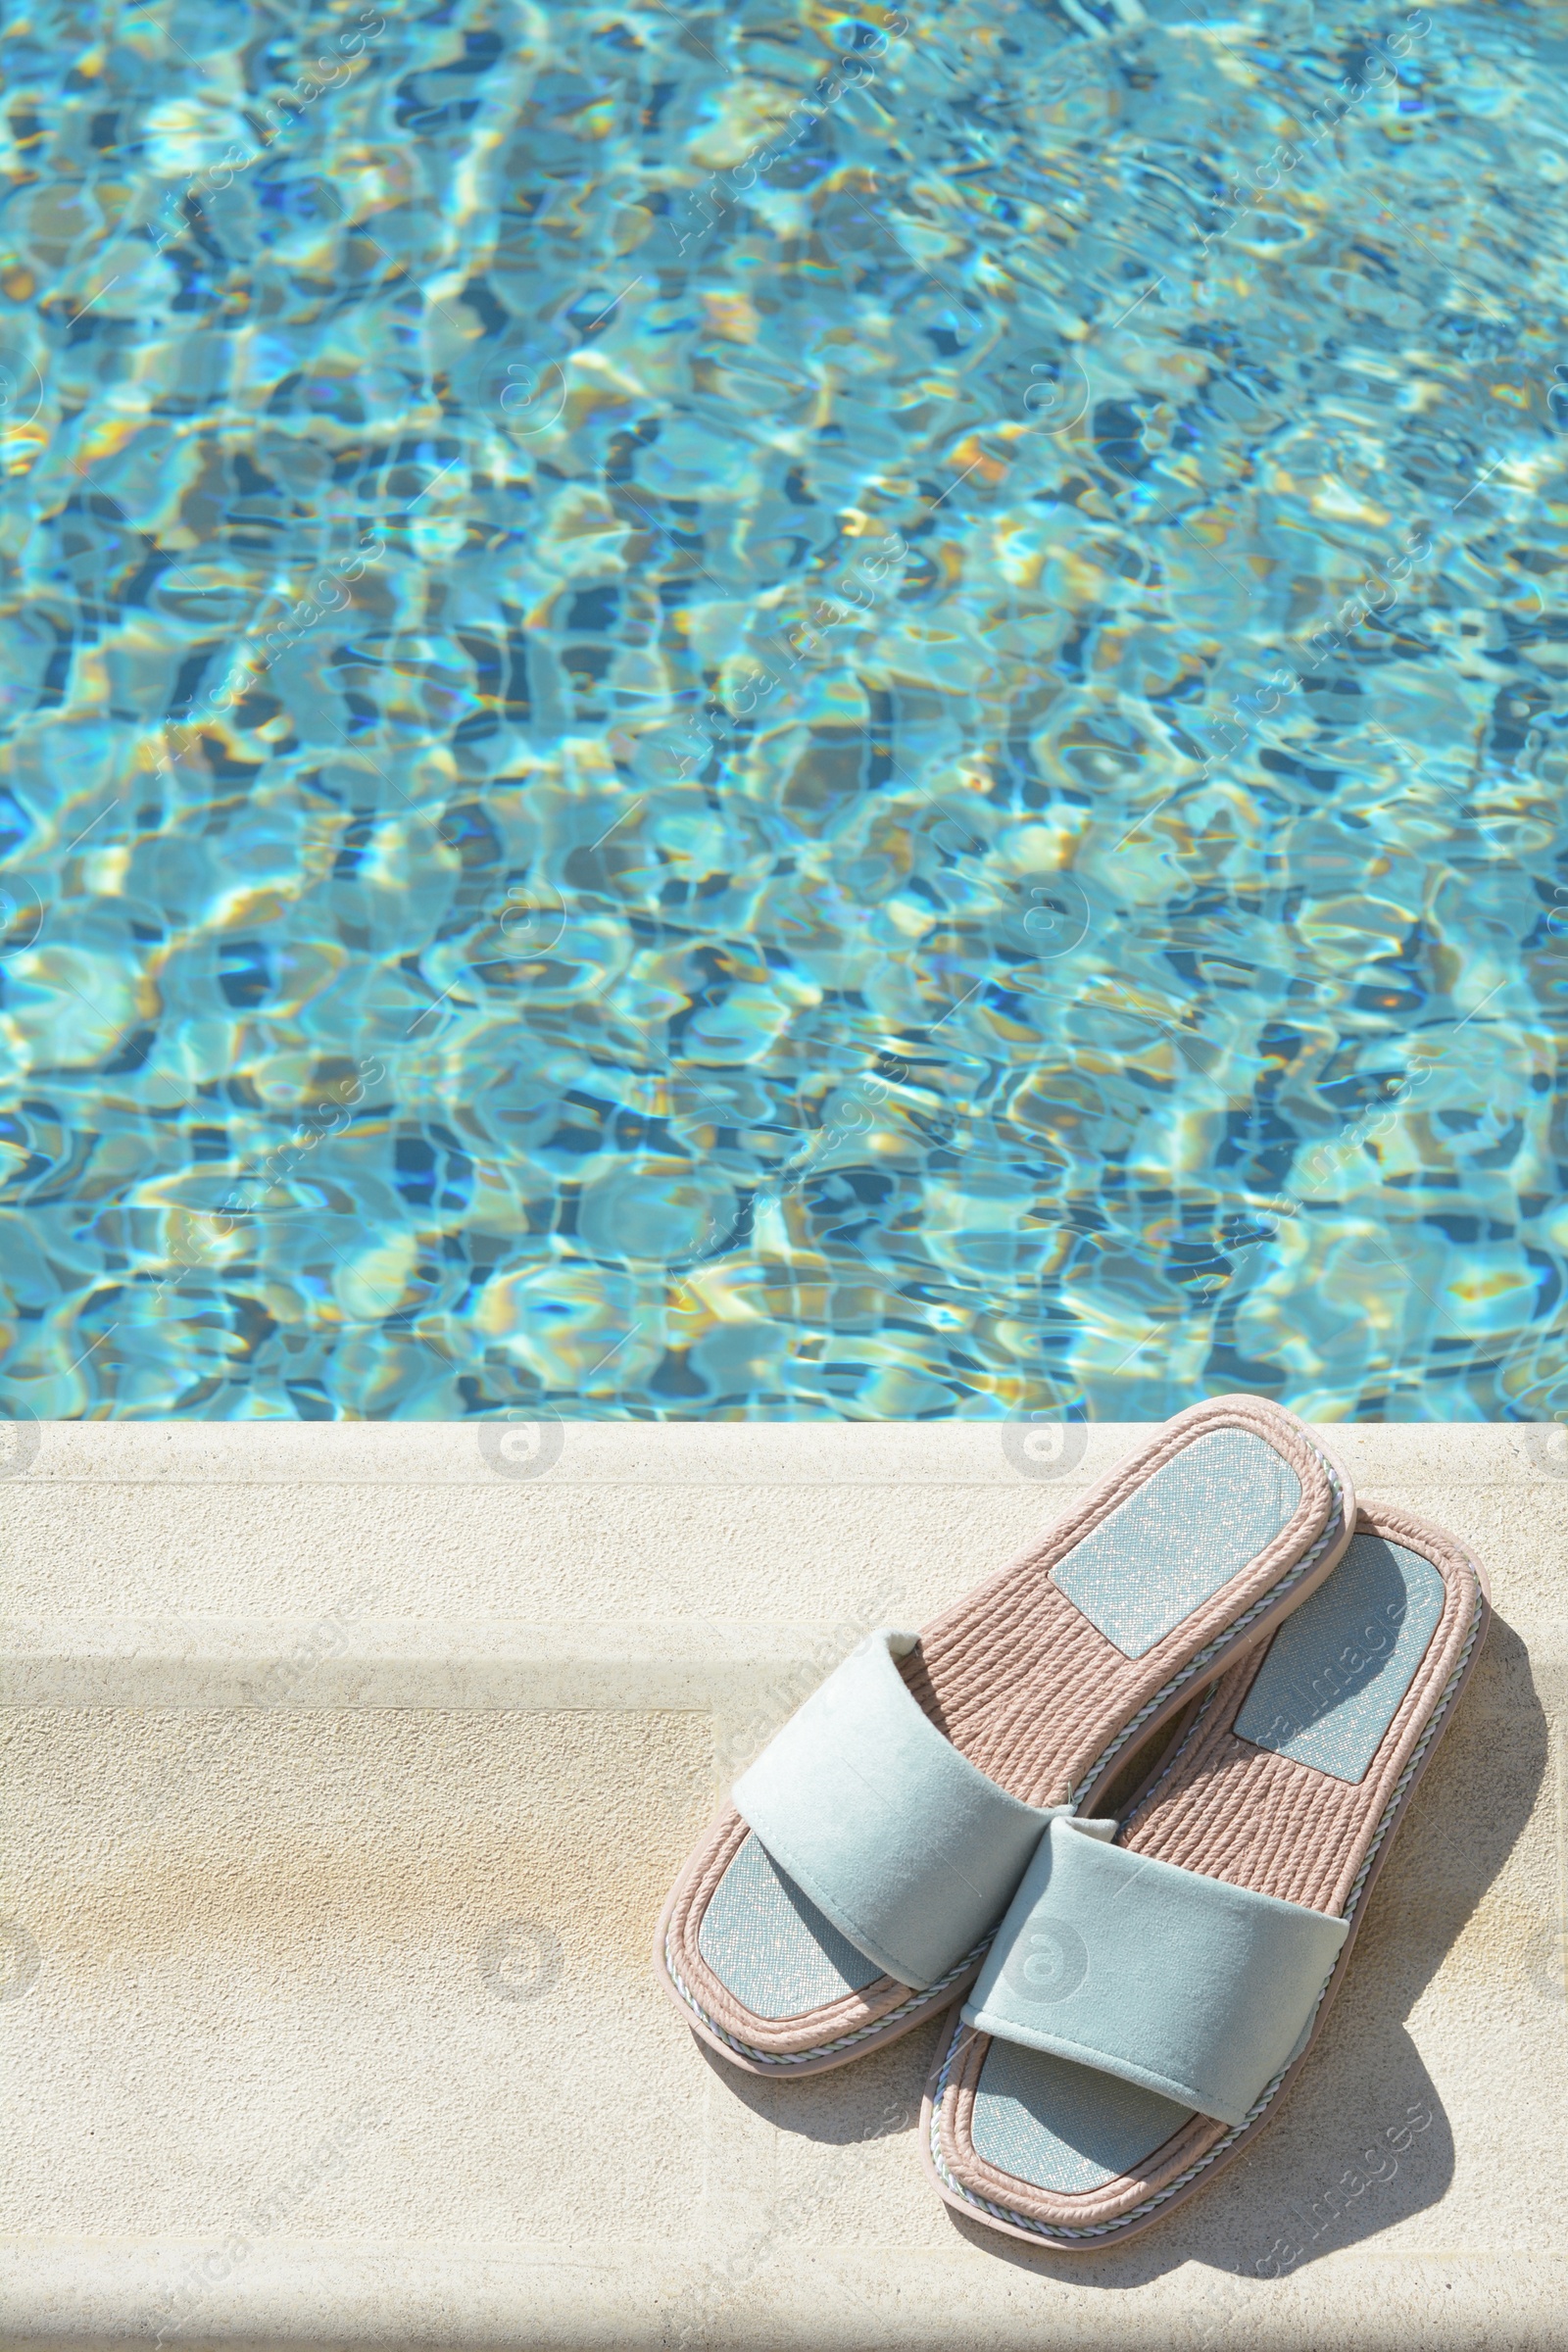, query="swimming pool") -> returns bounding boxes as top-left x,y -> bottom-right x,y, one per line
2,0 -> 1566,1425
